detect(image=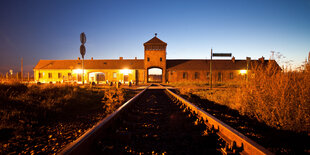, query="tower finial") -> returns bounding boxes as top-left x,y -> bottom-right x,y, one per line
155,33 -> 157,37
